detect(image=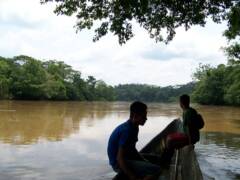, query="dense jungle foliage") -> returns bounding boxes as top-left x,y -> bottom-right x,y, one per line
114,83 -> 195,102
0,55 -> 194,102
1,55 -> 239,105
0,55 -> 115,101
192,62 -> 240,106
